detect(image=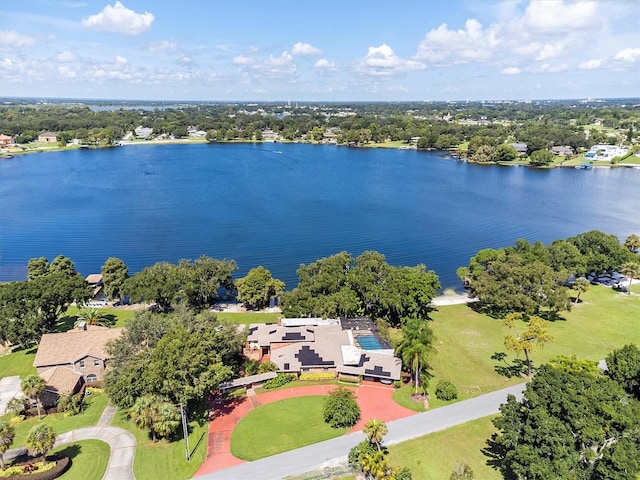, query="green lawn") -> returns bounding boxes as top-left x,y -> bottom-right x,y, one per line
425,286 -> 640,401
231,396 -> 348,460
6,394 -> 108,447
56,306 -> 136,331
0,346 -> 37,380
111,401 -> 209,480
388,416 -> 500,480
49,440 -> 110,480
216,311 -> 280,325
